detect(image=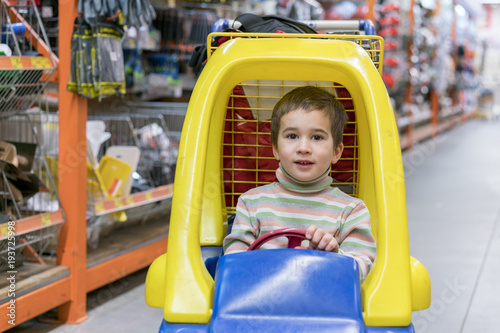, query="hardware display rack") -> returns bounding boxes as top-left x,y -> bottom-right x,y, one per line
385,0 -> 478,150
0,0 -> 176,329
0,112 -> 65,271
85,112 -> 177,249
